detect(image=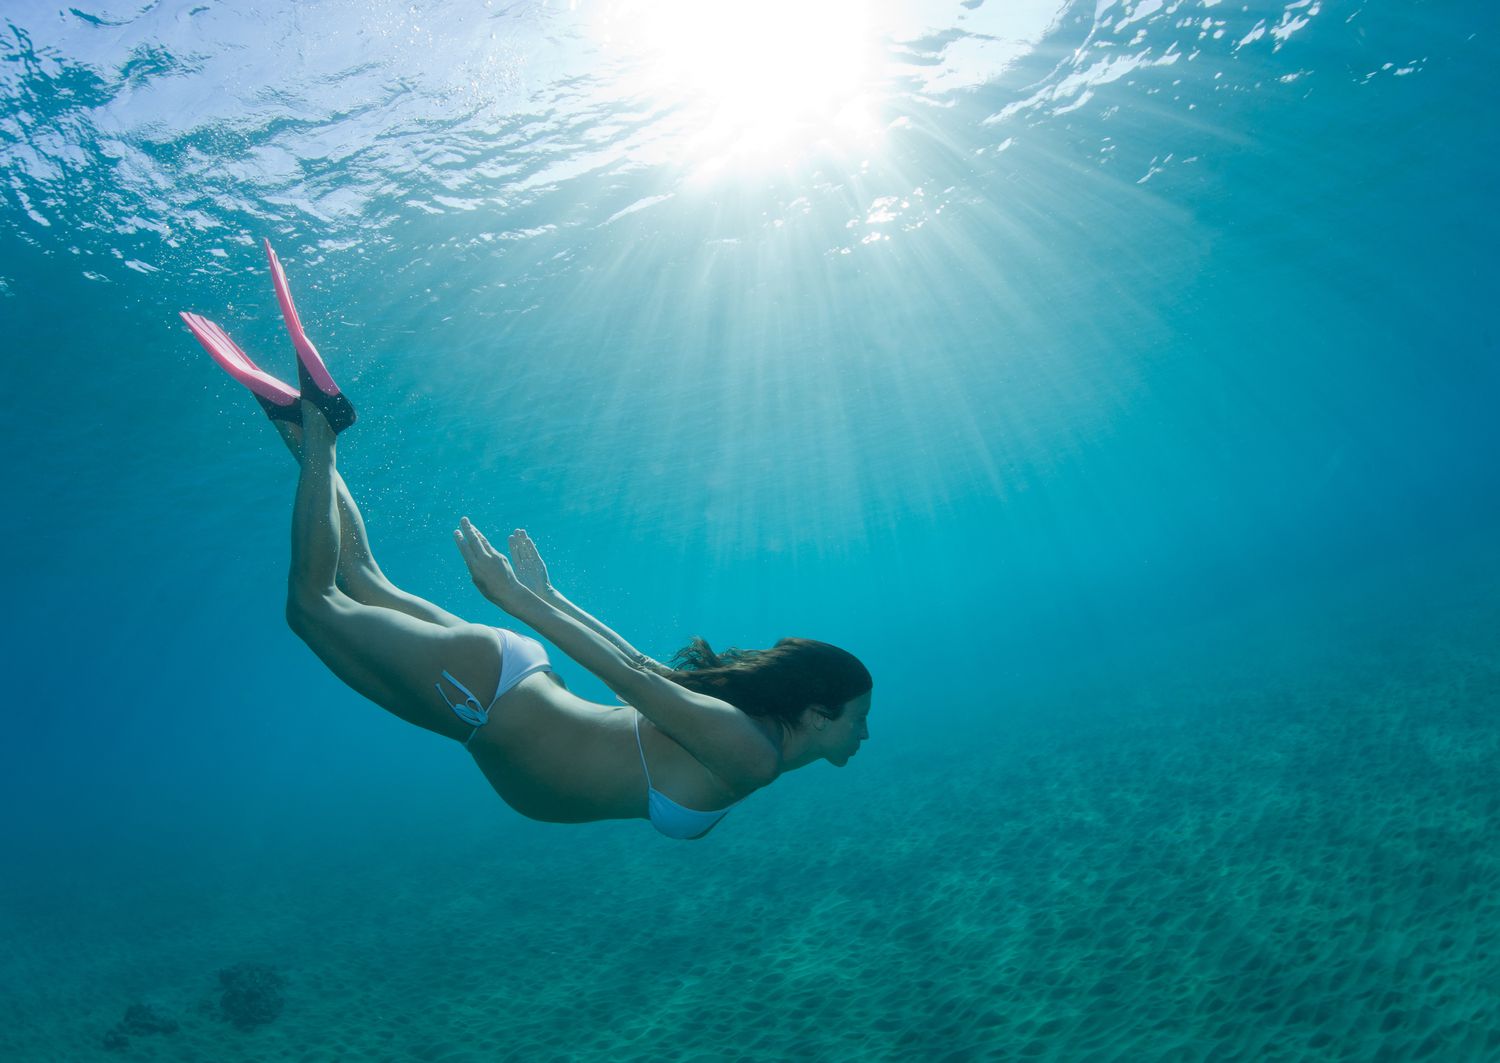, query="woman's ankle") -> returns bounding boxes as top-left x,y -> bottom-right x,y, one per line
299,400 -> 336,462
